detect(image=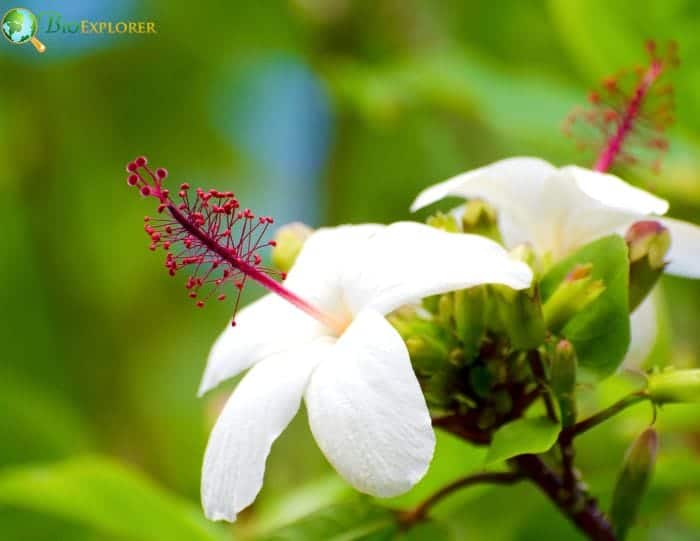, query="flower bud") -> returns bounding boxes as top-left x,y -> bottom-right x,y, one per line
647,368 -> 700,404
453,287 -> 486,360
437,293 -> 454,328
551,340 -> 578,427
625,221 -> 670,311
271,222 -> 313,273
426,211 -> 460,233
460,199 -> 501,242
389,307 -> 450,375
542,263 -> 605,332
610,429 -> 658,539
492,285 -> 546,350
